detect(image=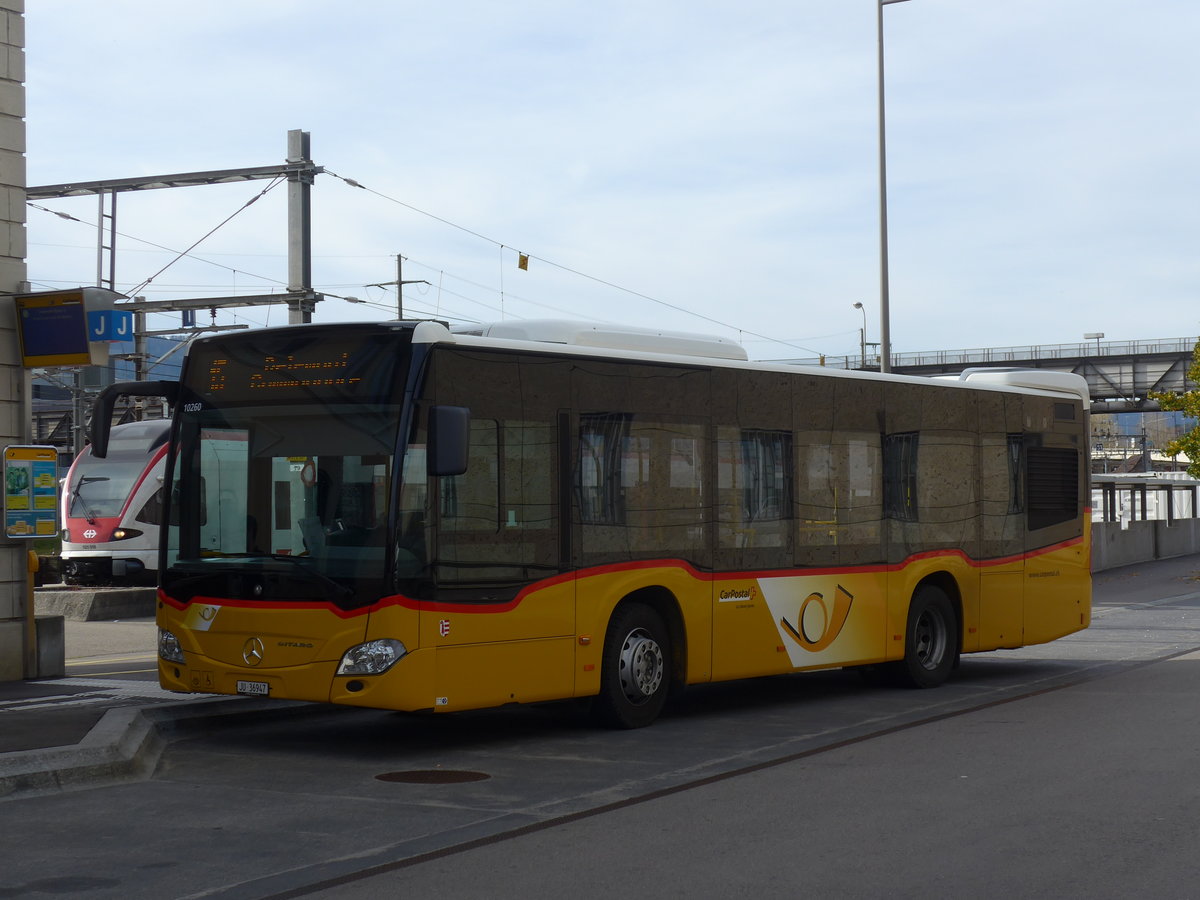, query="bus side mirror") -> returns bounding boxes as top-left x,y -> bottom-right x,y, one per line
427,406 -> 470,476
89,380 -> 180,458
